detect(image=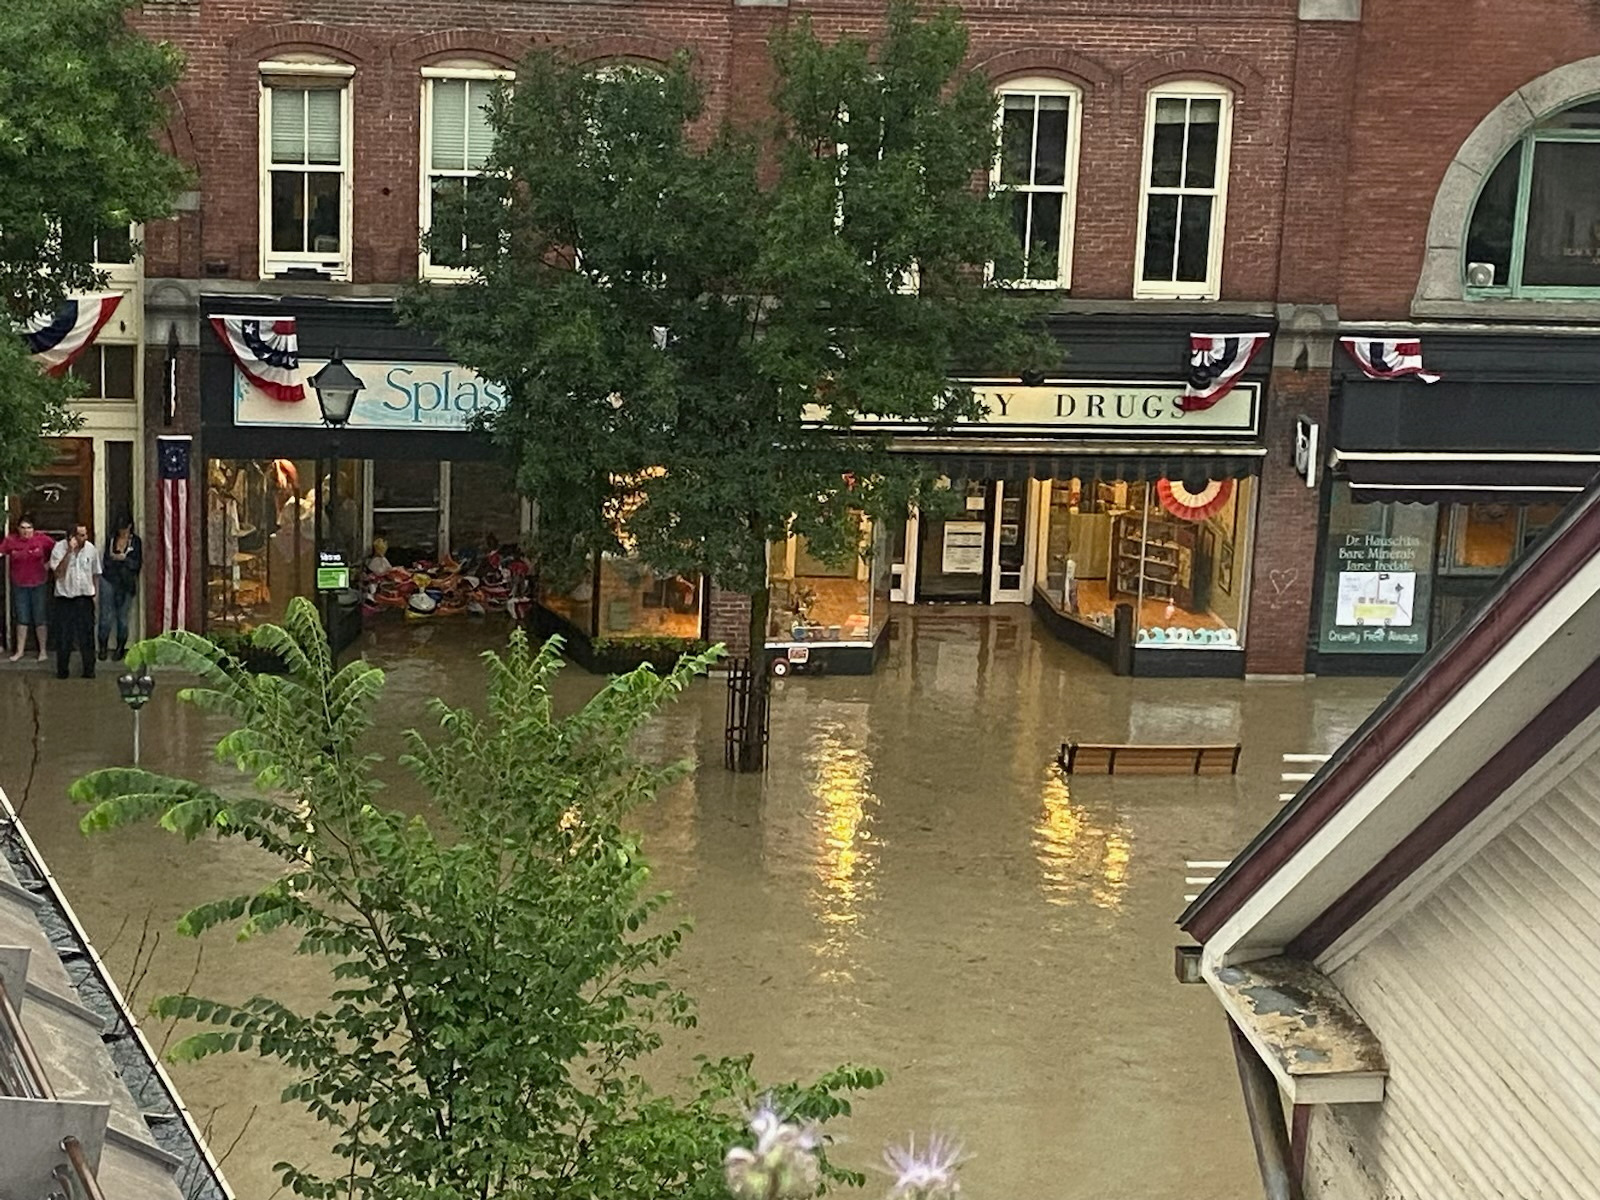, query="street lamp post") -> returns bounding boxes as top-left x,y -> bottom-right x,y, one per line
116,669 -> 156,764
308,351 -> 365,646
